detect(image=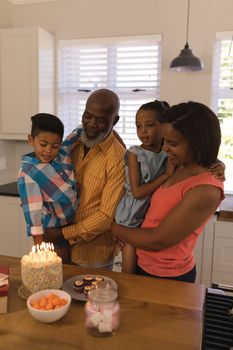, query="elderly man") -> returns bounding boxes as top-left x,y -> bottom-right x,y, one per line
44,89 -> 125,268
